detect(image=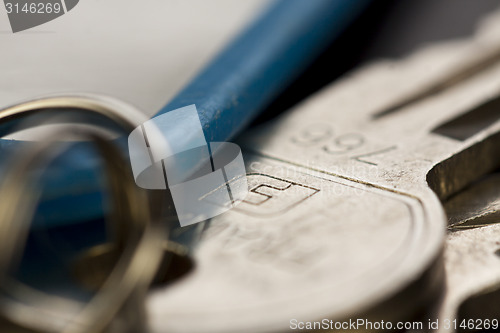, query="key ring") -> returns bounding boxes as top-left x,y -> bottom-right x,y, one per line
0,94 -> 195,270
0,95 -> 171,333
